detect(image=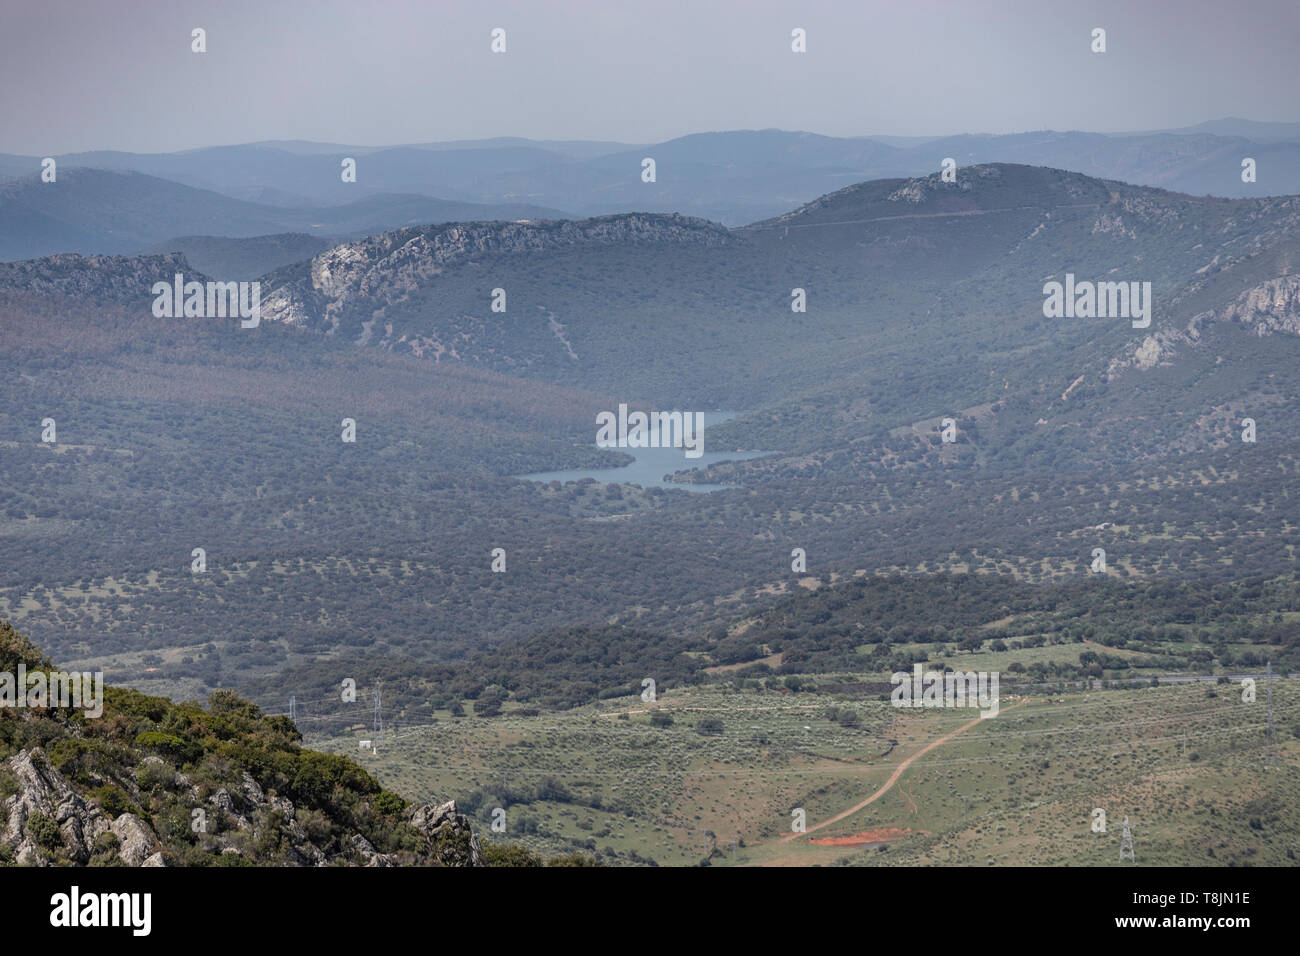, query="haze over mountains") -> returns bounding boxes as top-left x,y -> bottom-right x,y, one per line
4,119 -> 1300,264
0,168 -> 565,263
23,160 -> 1291,467
5,0 -> 1299,880
2,155 -> 1297,871
3,159 -> 1297,687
